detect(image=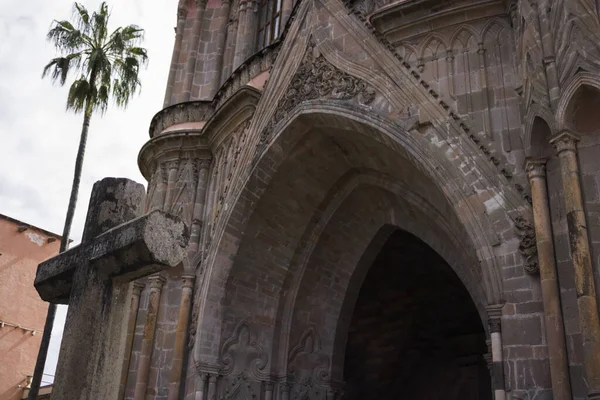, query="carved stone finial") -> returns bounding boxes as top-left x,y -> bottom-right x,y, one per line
550,130 -> 579,156
514,215 -> 539,275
